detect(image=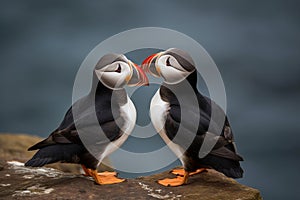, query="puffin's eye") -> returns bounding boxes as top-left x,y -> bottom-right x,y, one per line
166,57 -> 171,66
115,64 -> 122,73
